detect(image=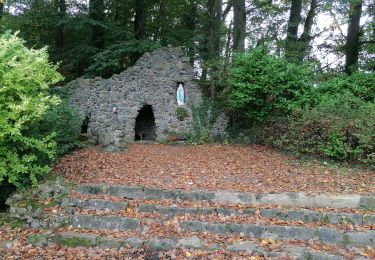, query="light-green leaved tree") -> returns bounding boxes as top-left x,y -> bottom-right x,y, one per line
0,32 -> 63,188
